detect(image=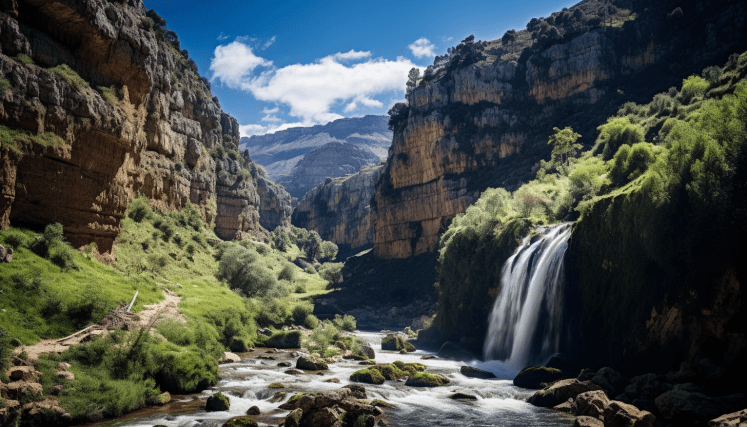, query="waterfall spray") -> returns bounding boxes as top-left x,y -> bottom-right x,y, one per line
482,223 -> 573,373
